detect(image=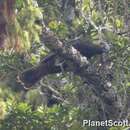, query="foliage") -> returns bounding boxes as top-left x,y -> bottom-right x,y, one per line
14,0 -> 43,51
0,0 -> 130,130
0,103 -> 85,130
